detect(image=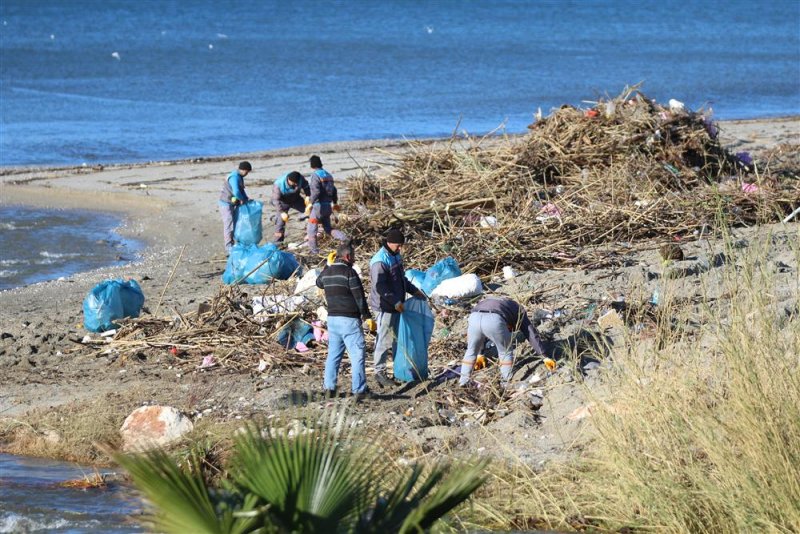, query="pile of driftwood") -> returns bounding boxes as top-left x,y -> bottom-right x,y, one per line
80,283 -> 326,372
342,86 -> 799,273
